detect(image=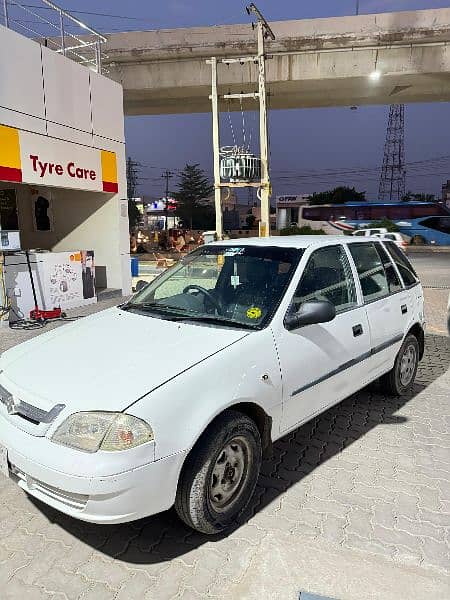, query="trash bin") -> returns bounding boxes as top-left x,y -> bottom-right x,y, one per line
130,257 -> 139,277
